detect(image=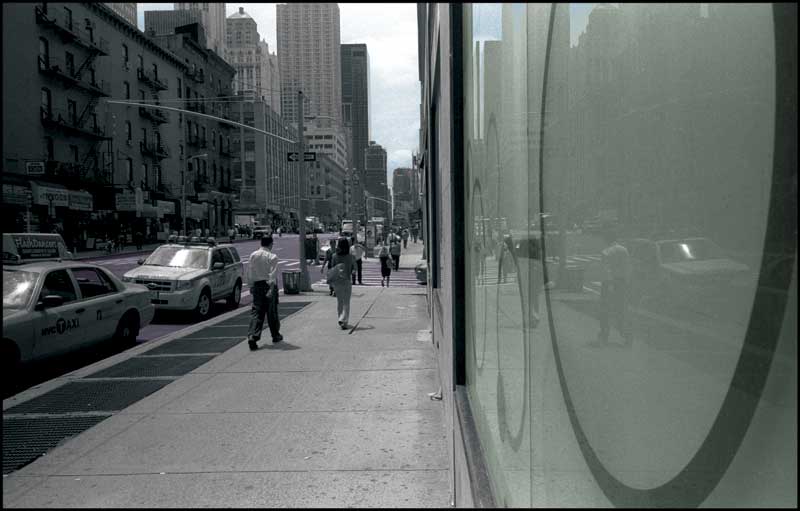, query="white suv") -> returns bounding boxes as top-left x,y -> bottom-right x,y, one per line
122,238 -> 244,319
